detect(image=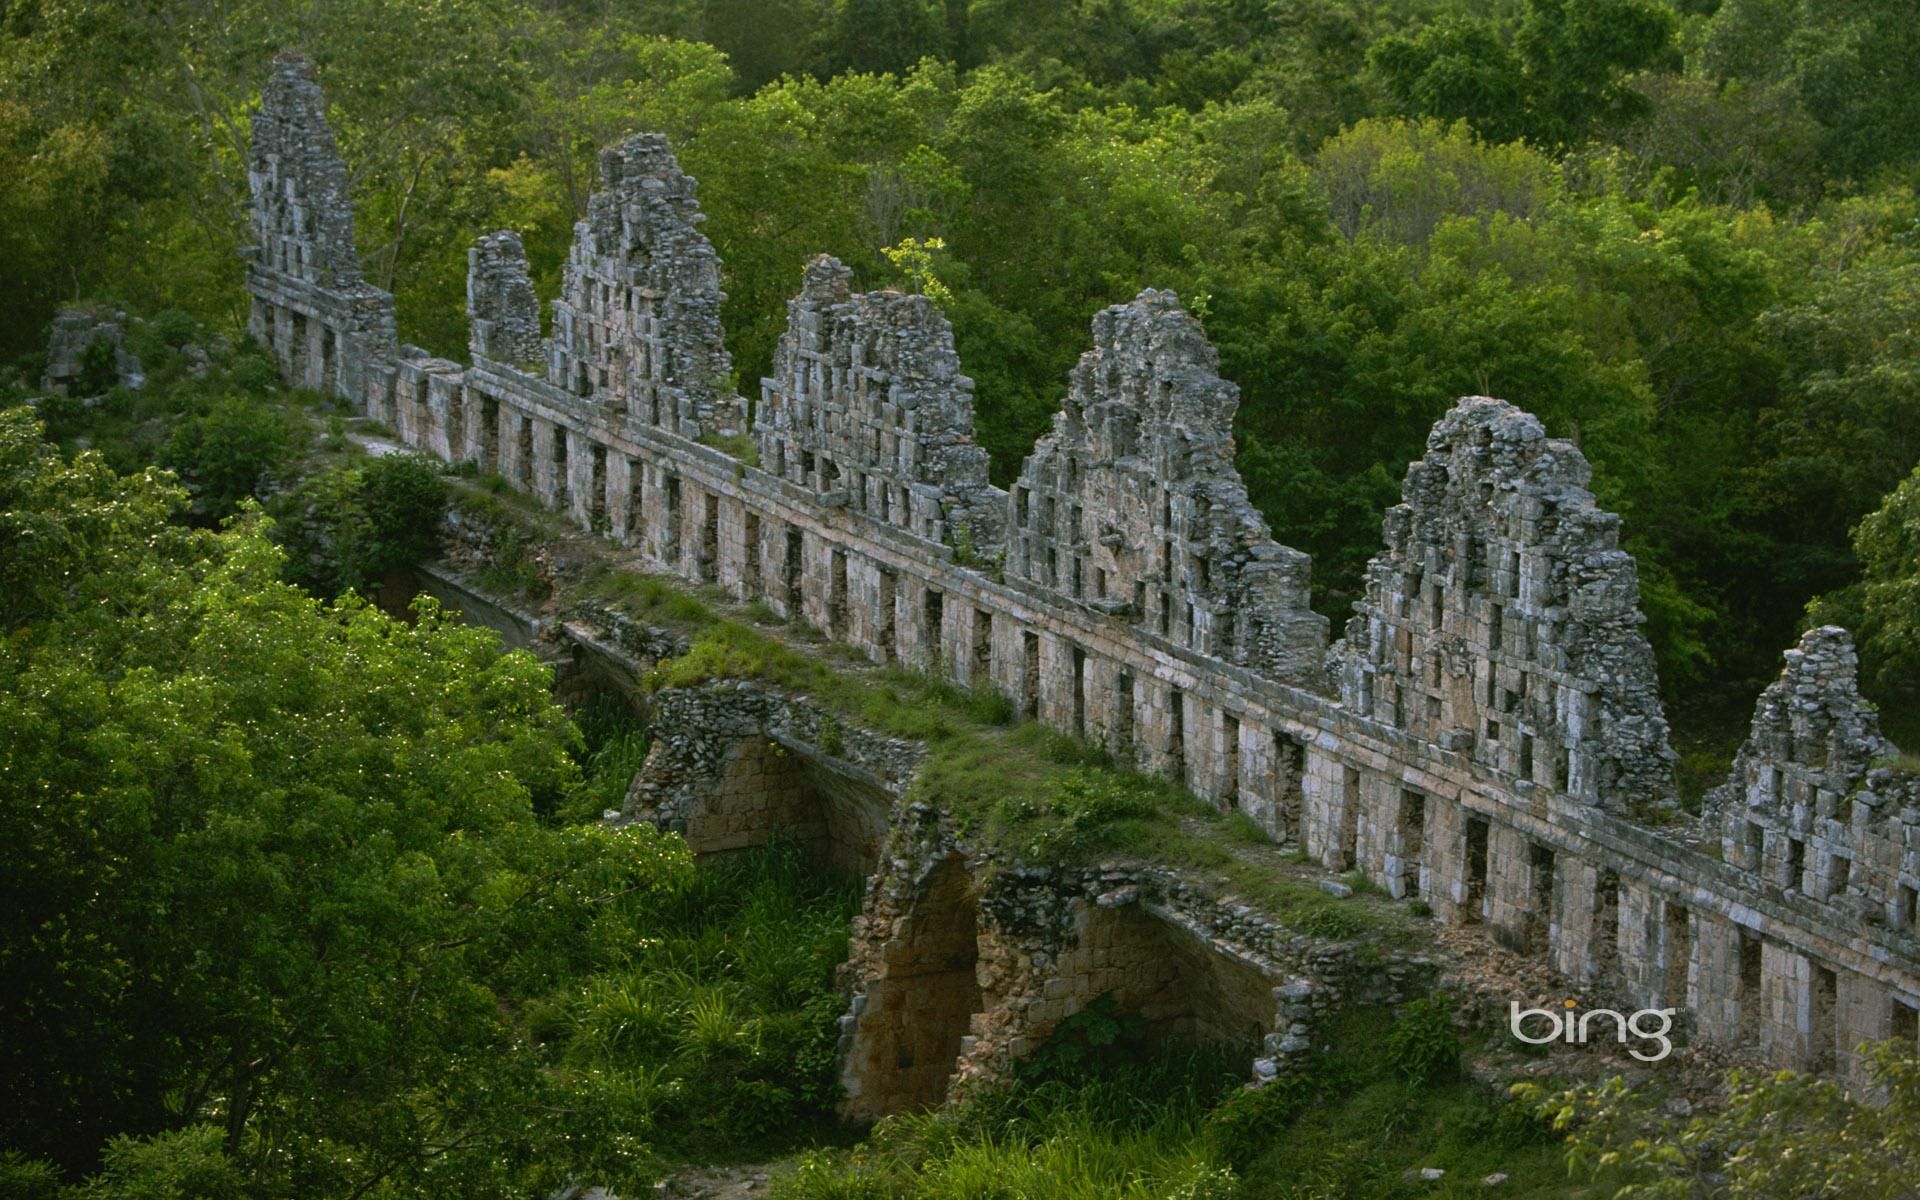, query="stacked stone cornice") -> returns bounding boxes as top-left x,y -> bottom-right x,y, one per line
243,55 -> 1920,1106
